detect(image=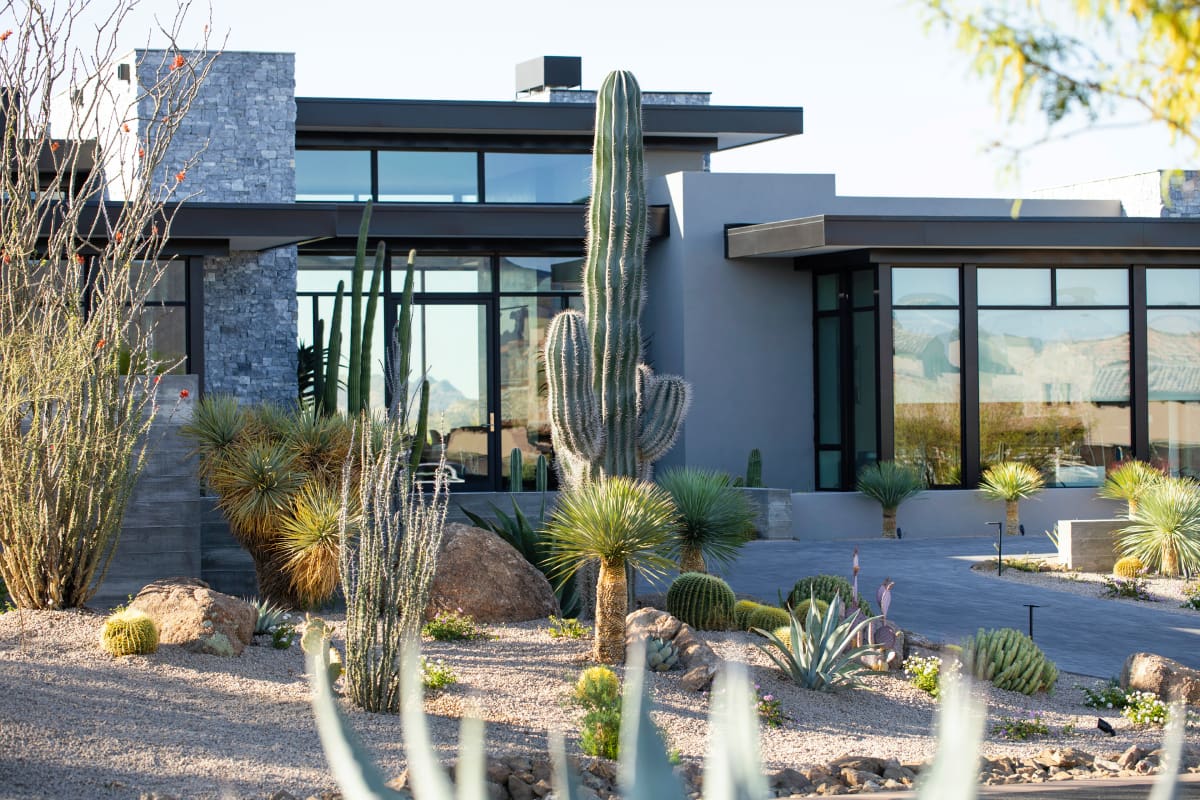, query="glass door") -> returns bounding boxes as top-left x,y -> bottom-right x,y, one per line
402,299 -> 495,491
